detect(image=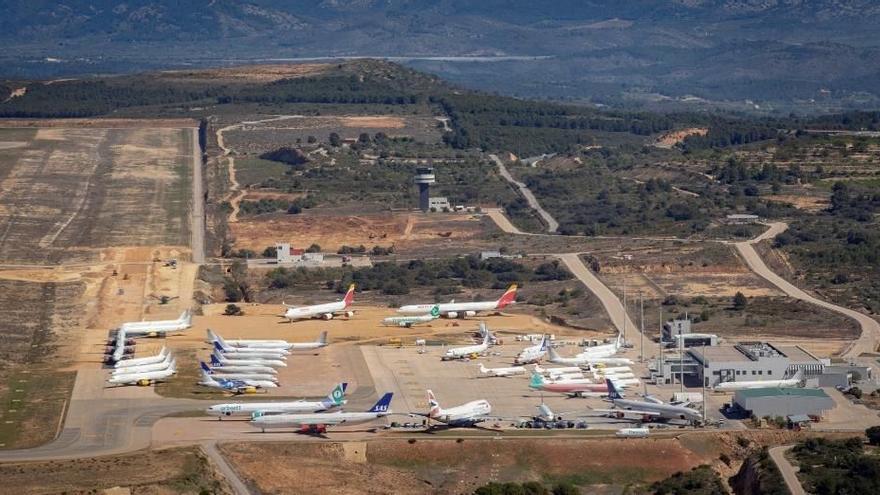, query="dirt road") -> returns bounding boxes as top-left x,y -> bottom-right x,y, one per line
202,441 -> 251,495
558,253 -> 640,343
735,223 -> 880,358
191,127 -> 206,263
485,208 -> 528,235
490,154 -> 559,233
768,445 -> 806,495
